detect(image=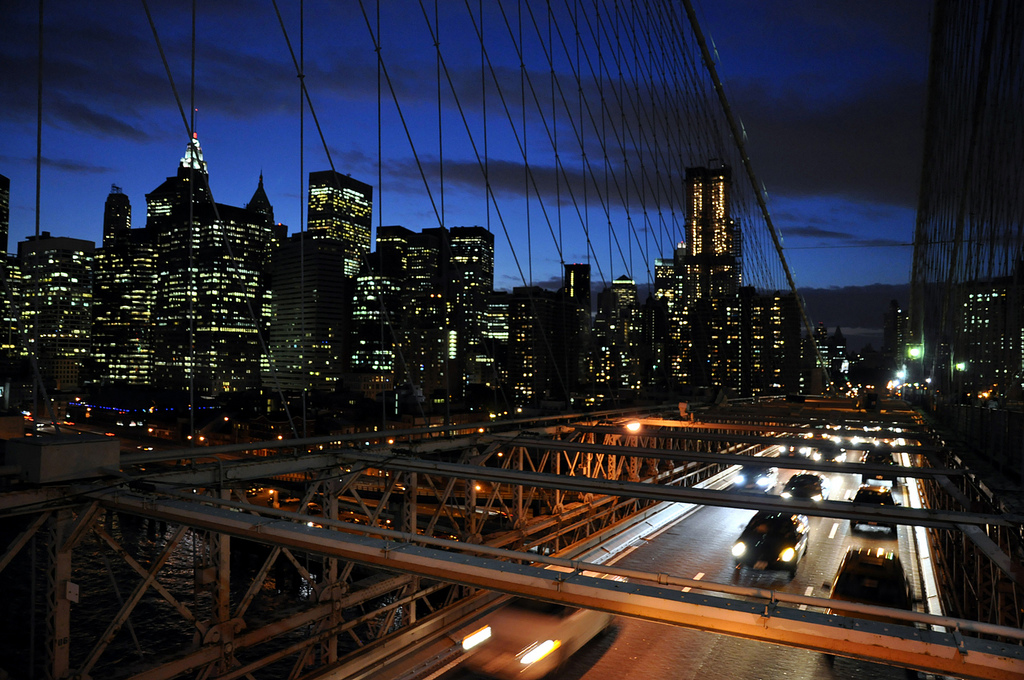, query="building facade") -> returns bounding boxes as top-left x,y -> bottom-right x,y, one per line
147,136 -> 281,394
18,232 -> 95,390
307,170 -> 373,277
